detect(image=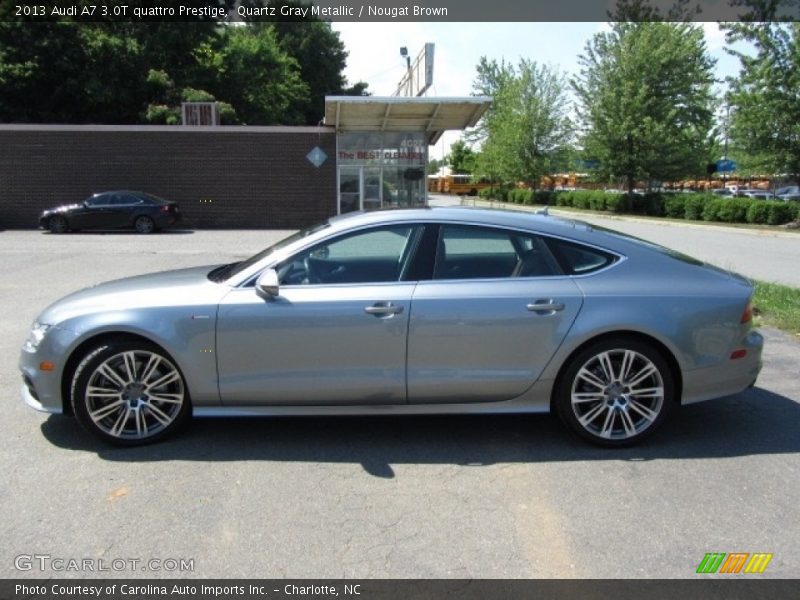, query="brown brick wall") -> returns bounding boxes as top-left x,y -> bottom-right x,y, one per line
0,126 -> 337,229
